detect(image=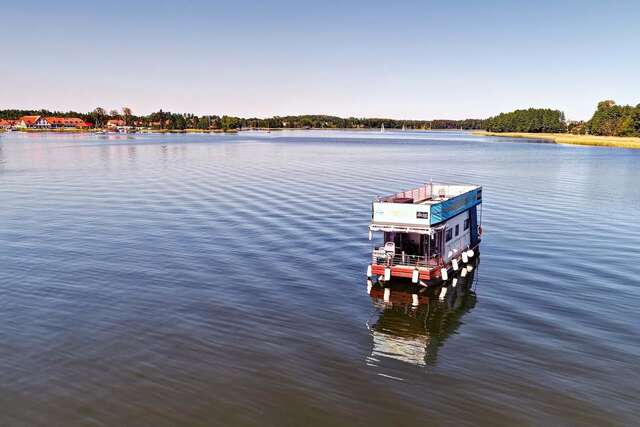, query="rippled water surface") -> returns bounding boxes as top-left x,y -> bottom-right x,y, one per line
1,130 -> 639,426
